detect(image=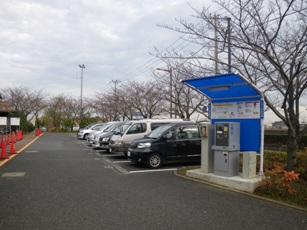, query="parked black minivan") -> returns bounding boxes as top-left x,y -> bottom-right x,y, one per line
127,123 -> 201,168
